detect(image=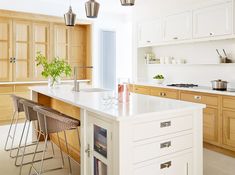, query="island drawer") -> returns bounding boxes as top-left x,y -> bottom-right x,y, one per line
180,91 -> 218,107
134,152 -> 192,175
133,115 -> 193,141
133,134 -> 193,163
